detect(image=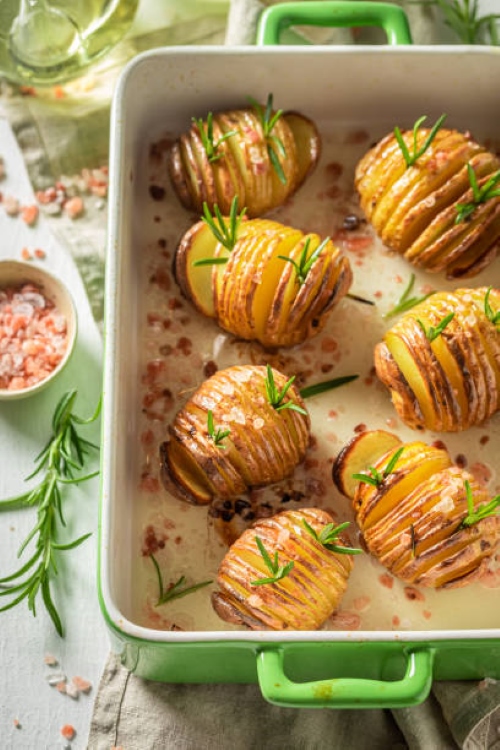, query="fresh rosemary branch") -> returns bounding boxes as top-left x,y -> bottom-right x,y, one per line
417,312 -> 455,342
248,93 -> 287,185
264,364 -> 307,416
193,112 -> 237,163
394,114 -> 447,169
352,446 -> 405,488
207,409 -> 231,449
459,480 -> 500,530
405,1 -> 500,45
251,535 -> 294,586
455,164 -> 500,224
302,519 -> 362,555
384,274 -> 434,319
484,287 -> 500,329
193,197 -> 246,266
278,237 -> 330,285
150,554 -> 212,605
0,390 -> 101,636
